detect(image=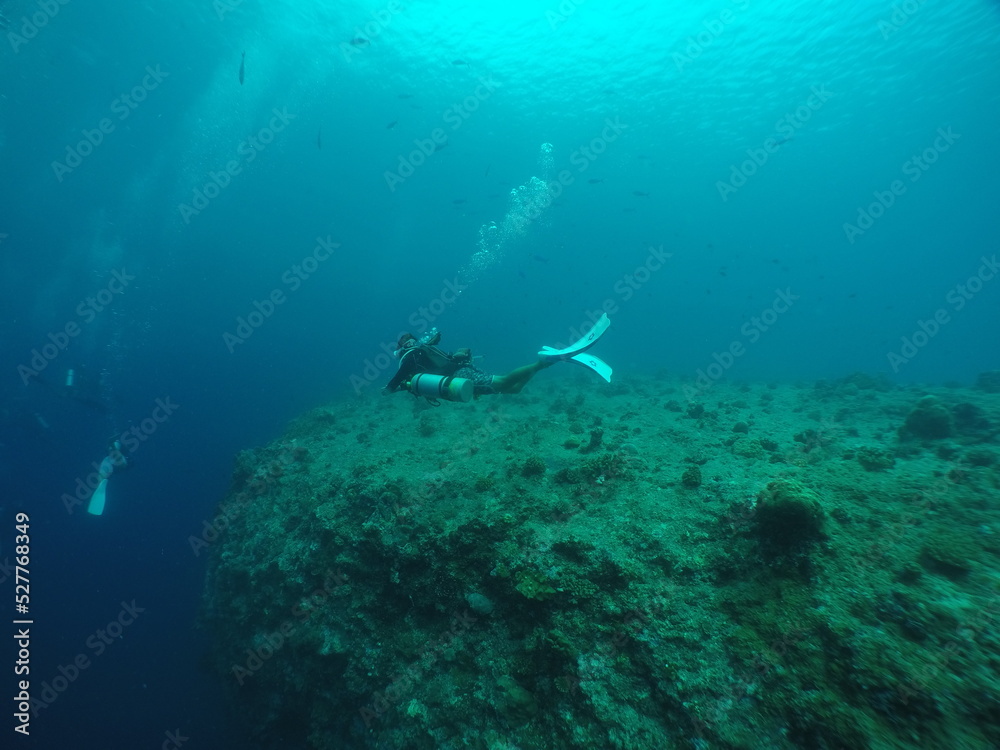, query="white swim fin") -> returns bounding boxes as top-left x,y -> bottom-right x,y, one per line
569,353 -> 612,382
538,313 -> 611,362
87,478 -> 108,516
